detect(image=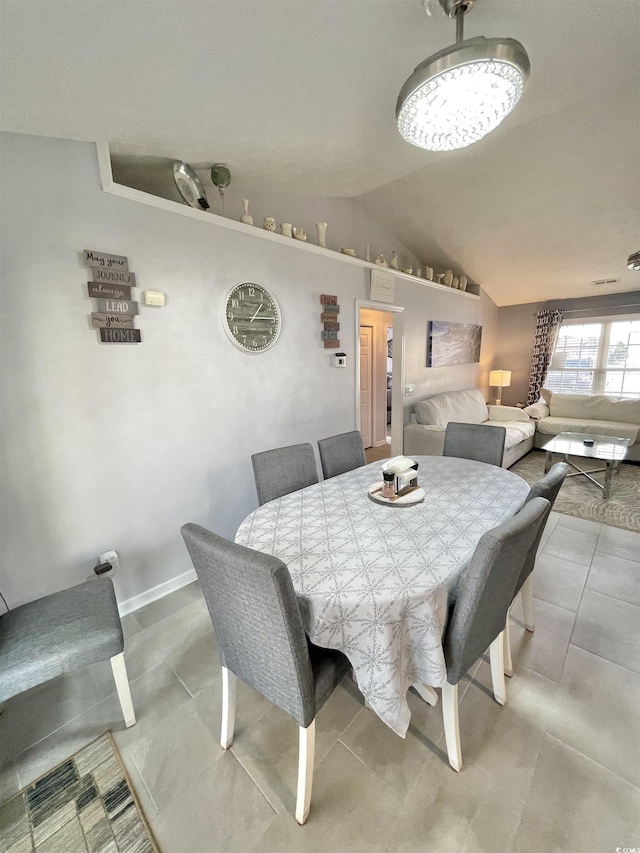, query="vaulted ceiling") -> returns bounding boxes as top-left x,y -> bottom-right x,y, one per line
1,0 -> 638,305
